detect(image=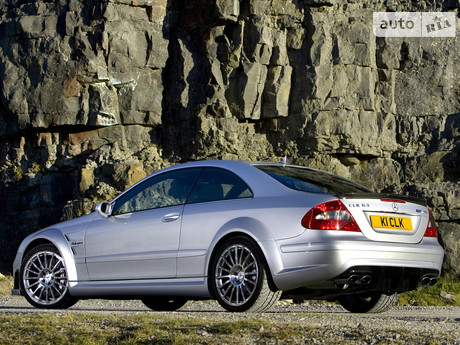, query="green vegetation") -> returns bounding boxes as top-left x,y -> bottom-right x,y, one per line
0,313 -> 457,345
0,275 -> 13,295
0,313 -> 278,345
399,278 -> 460,306
3,311 -> 460,344
31,162 -> 44,174
0,275 -> 459,344
0,313 -> 318,345
13,166 -> 23,181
